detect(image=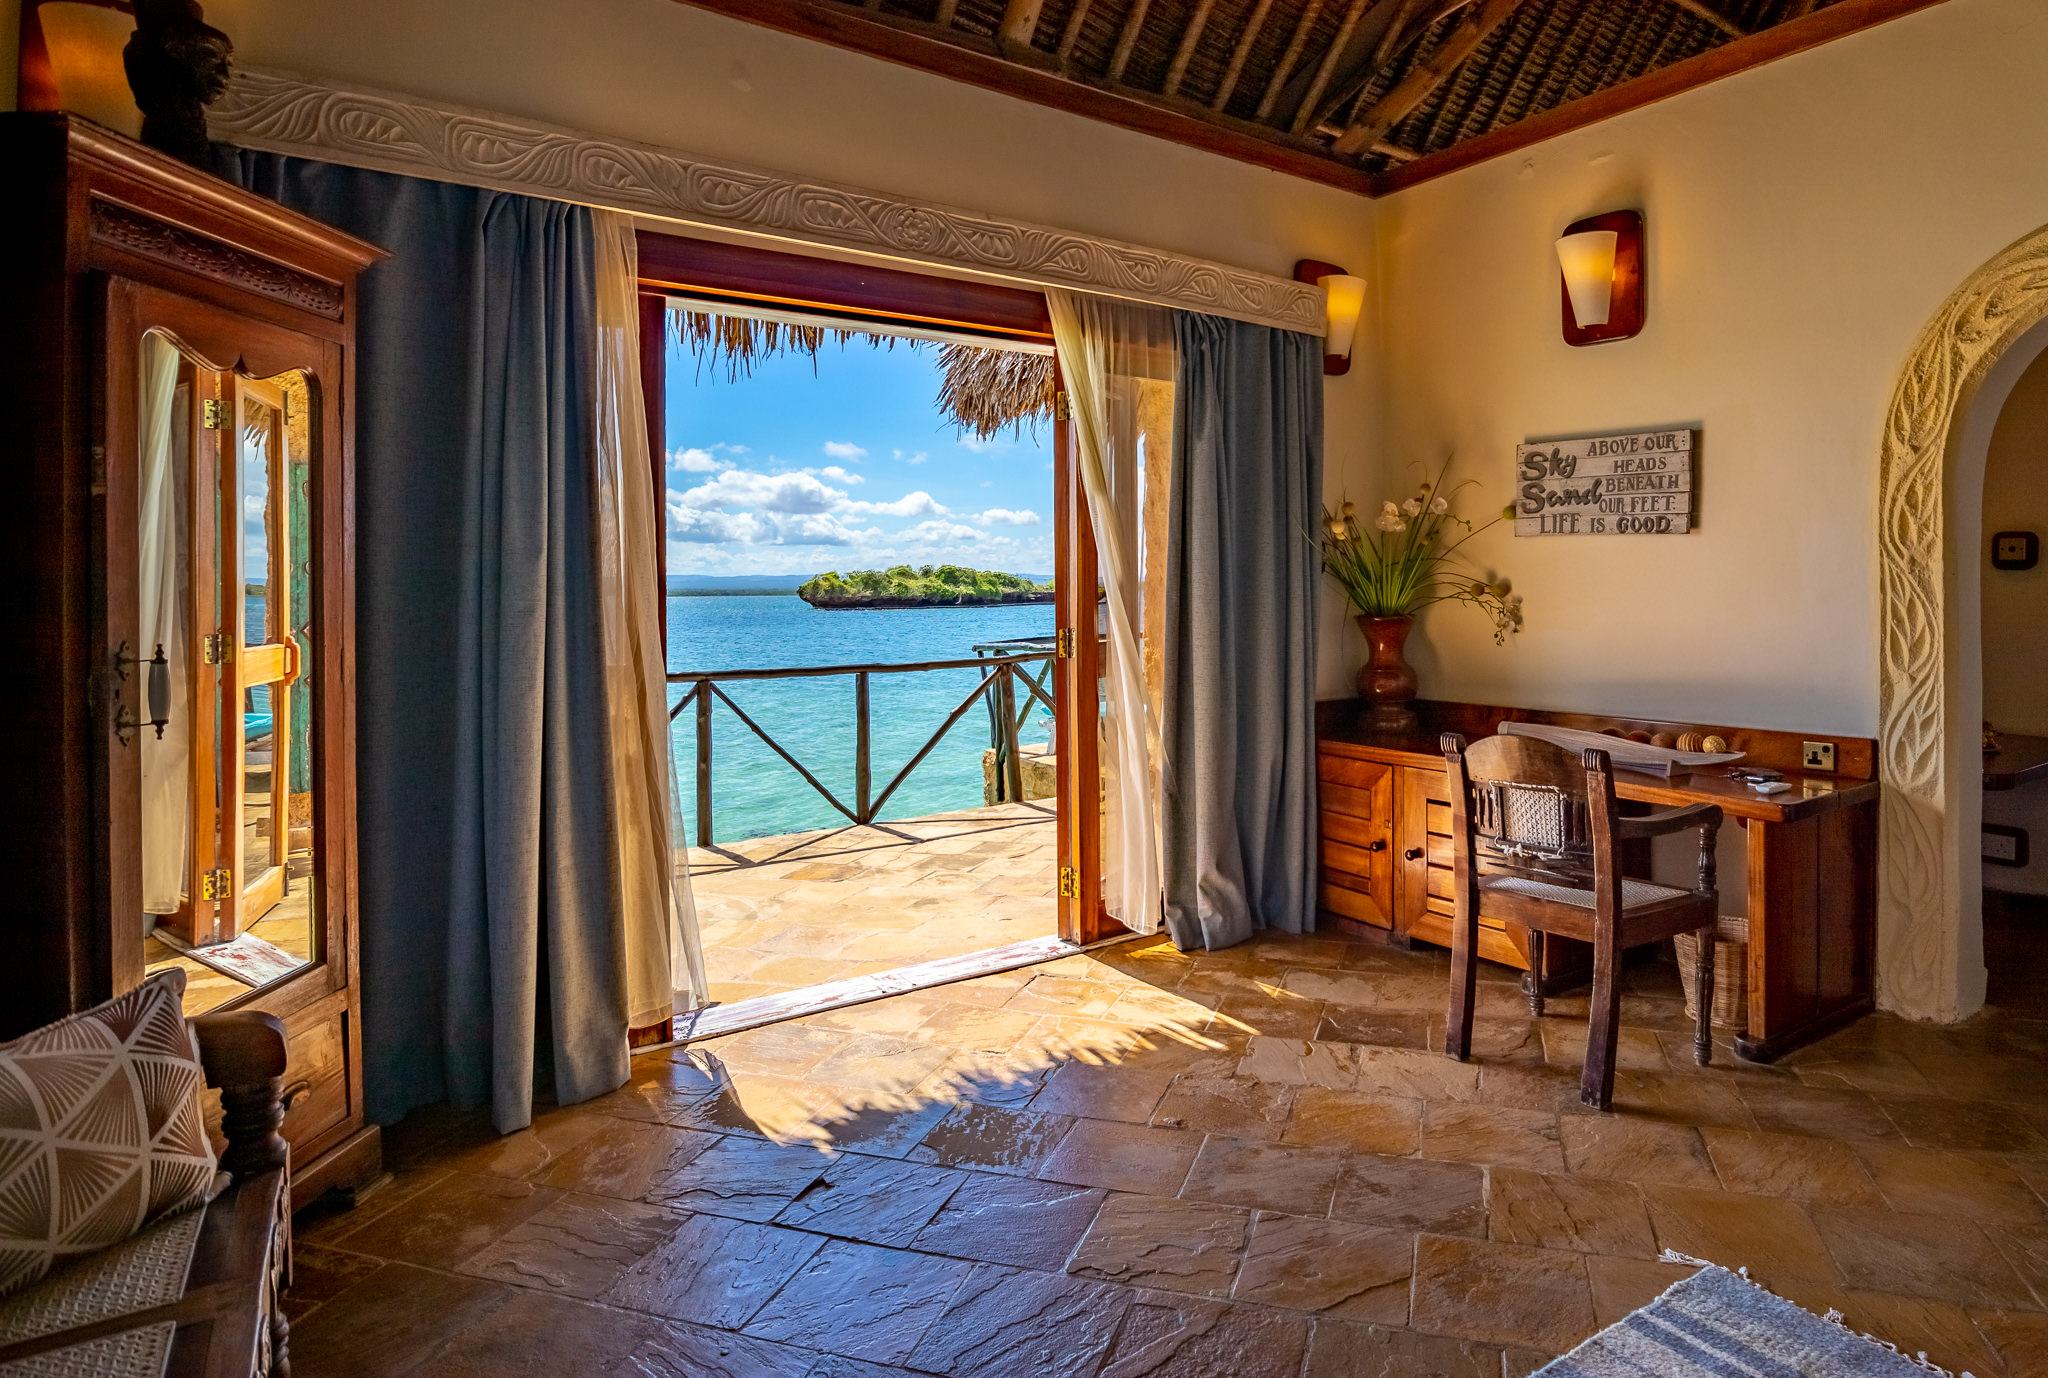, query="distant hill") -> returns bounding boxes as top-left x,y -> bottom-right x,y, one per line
800,565 -> 1055,609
